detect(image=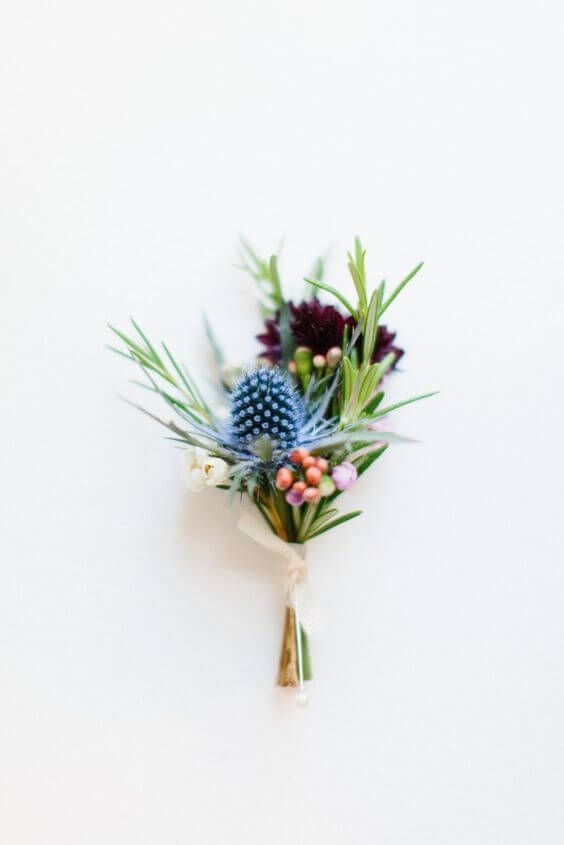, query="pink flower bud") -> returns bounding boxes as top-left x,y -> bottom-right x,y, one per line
326,346 -> 342,368
331,462 -> 358,491
303,486 -> 321,503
